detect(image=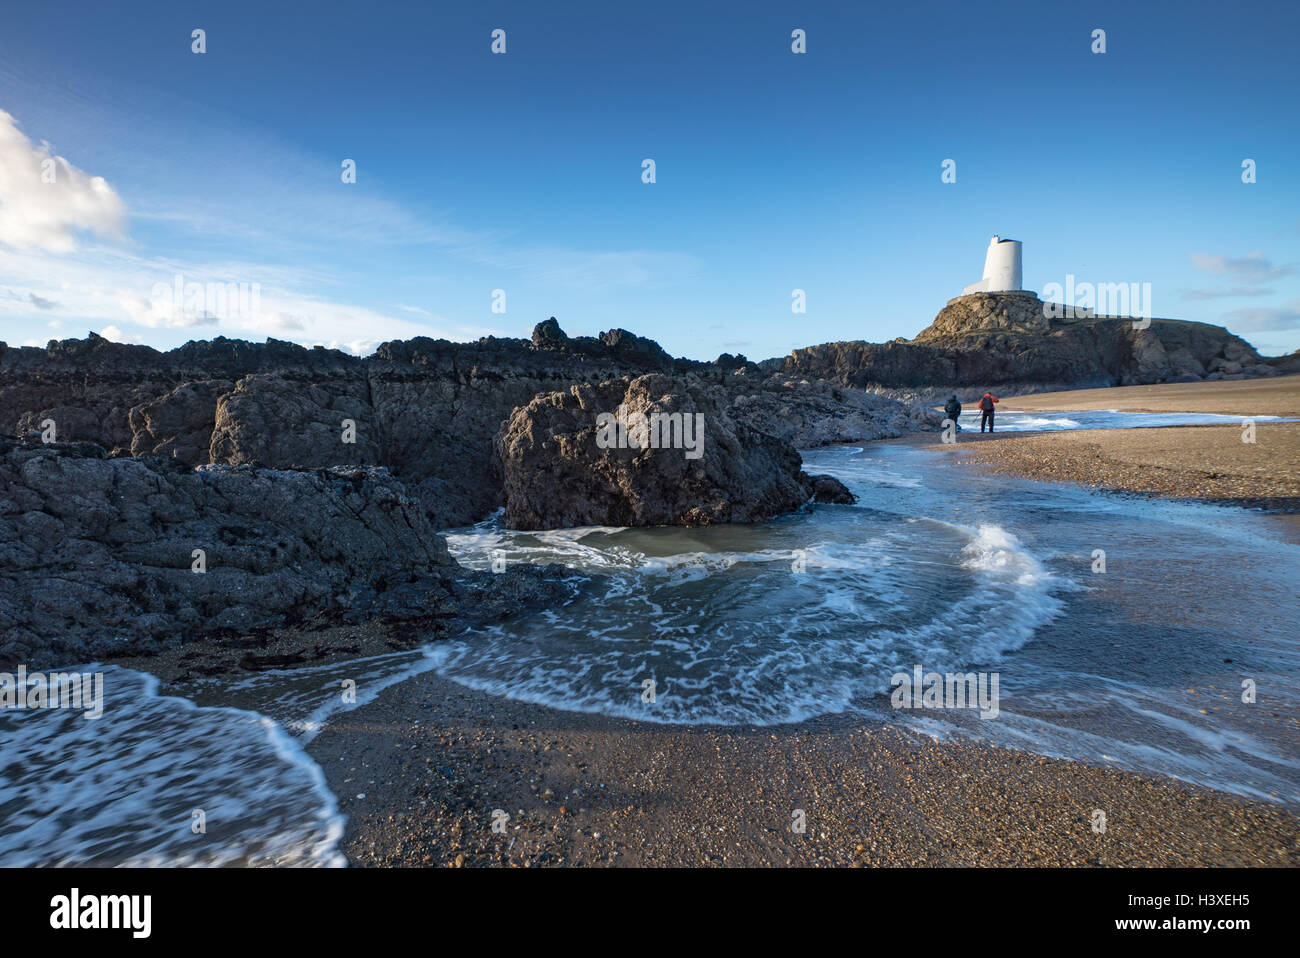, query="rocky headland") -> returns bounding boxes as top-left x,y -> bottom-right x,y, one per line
785,290 -> 1282,405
